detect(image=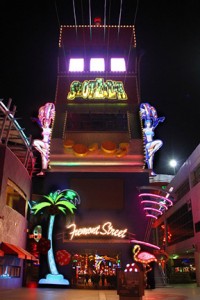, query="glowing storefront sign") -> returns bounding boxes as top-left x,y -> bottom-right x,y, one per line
67,78 -> 127,100
67,221 -> 127,240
